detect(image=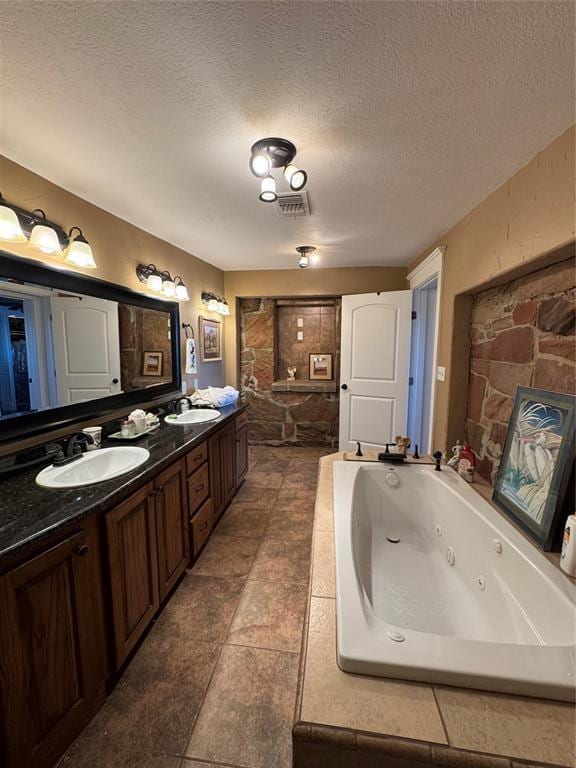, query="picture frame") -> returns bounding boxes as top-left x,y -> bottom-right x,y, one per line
142,351 -> 163,377
199,316 -> 222,362
492,386 -> 575,550
309,353 -> 333,380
